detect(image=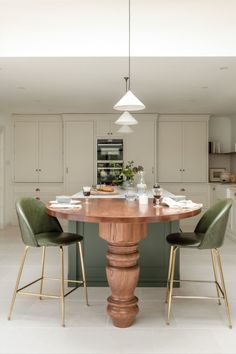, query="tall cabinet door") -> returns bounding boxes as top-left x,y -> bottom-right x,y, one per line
65,121 -> 94,195
182,122 -> 207,182
125,121 -> 155,186
158,122 -> 182,182
38,122 -> 63,182
14,121 -> 38,182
